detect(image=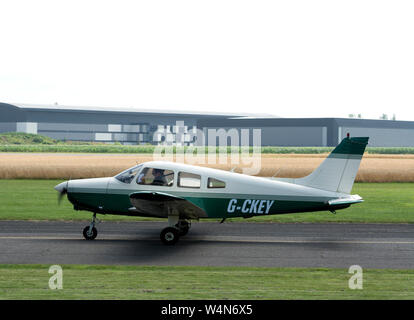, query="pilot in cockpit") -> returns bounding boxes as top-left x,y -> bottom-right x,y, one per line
151,169 -> 167,186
